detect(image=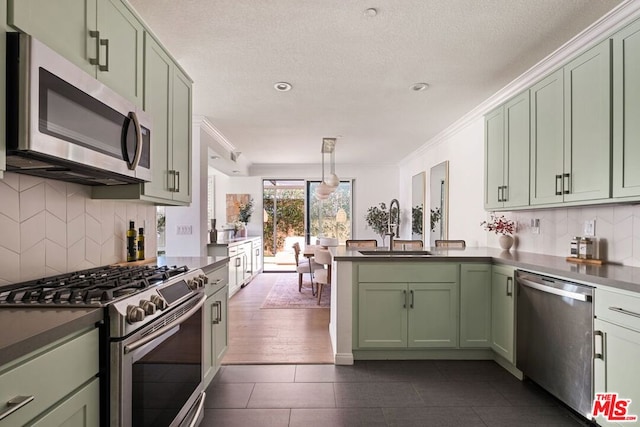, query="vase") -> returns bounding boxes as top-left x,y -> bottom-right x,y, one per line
499,235 -> 514,251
